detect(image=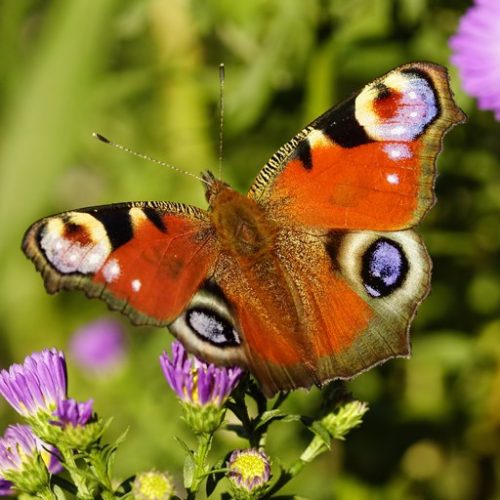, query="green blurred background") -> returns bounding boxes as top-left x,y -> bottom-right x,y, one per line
0,0 -> 499,498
